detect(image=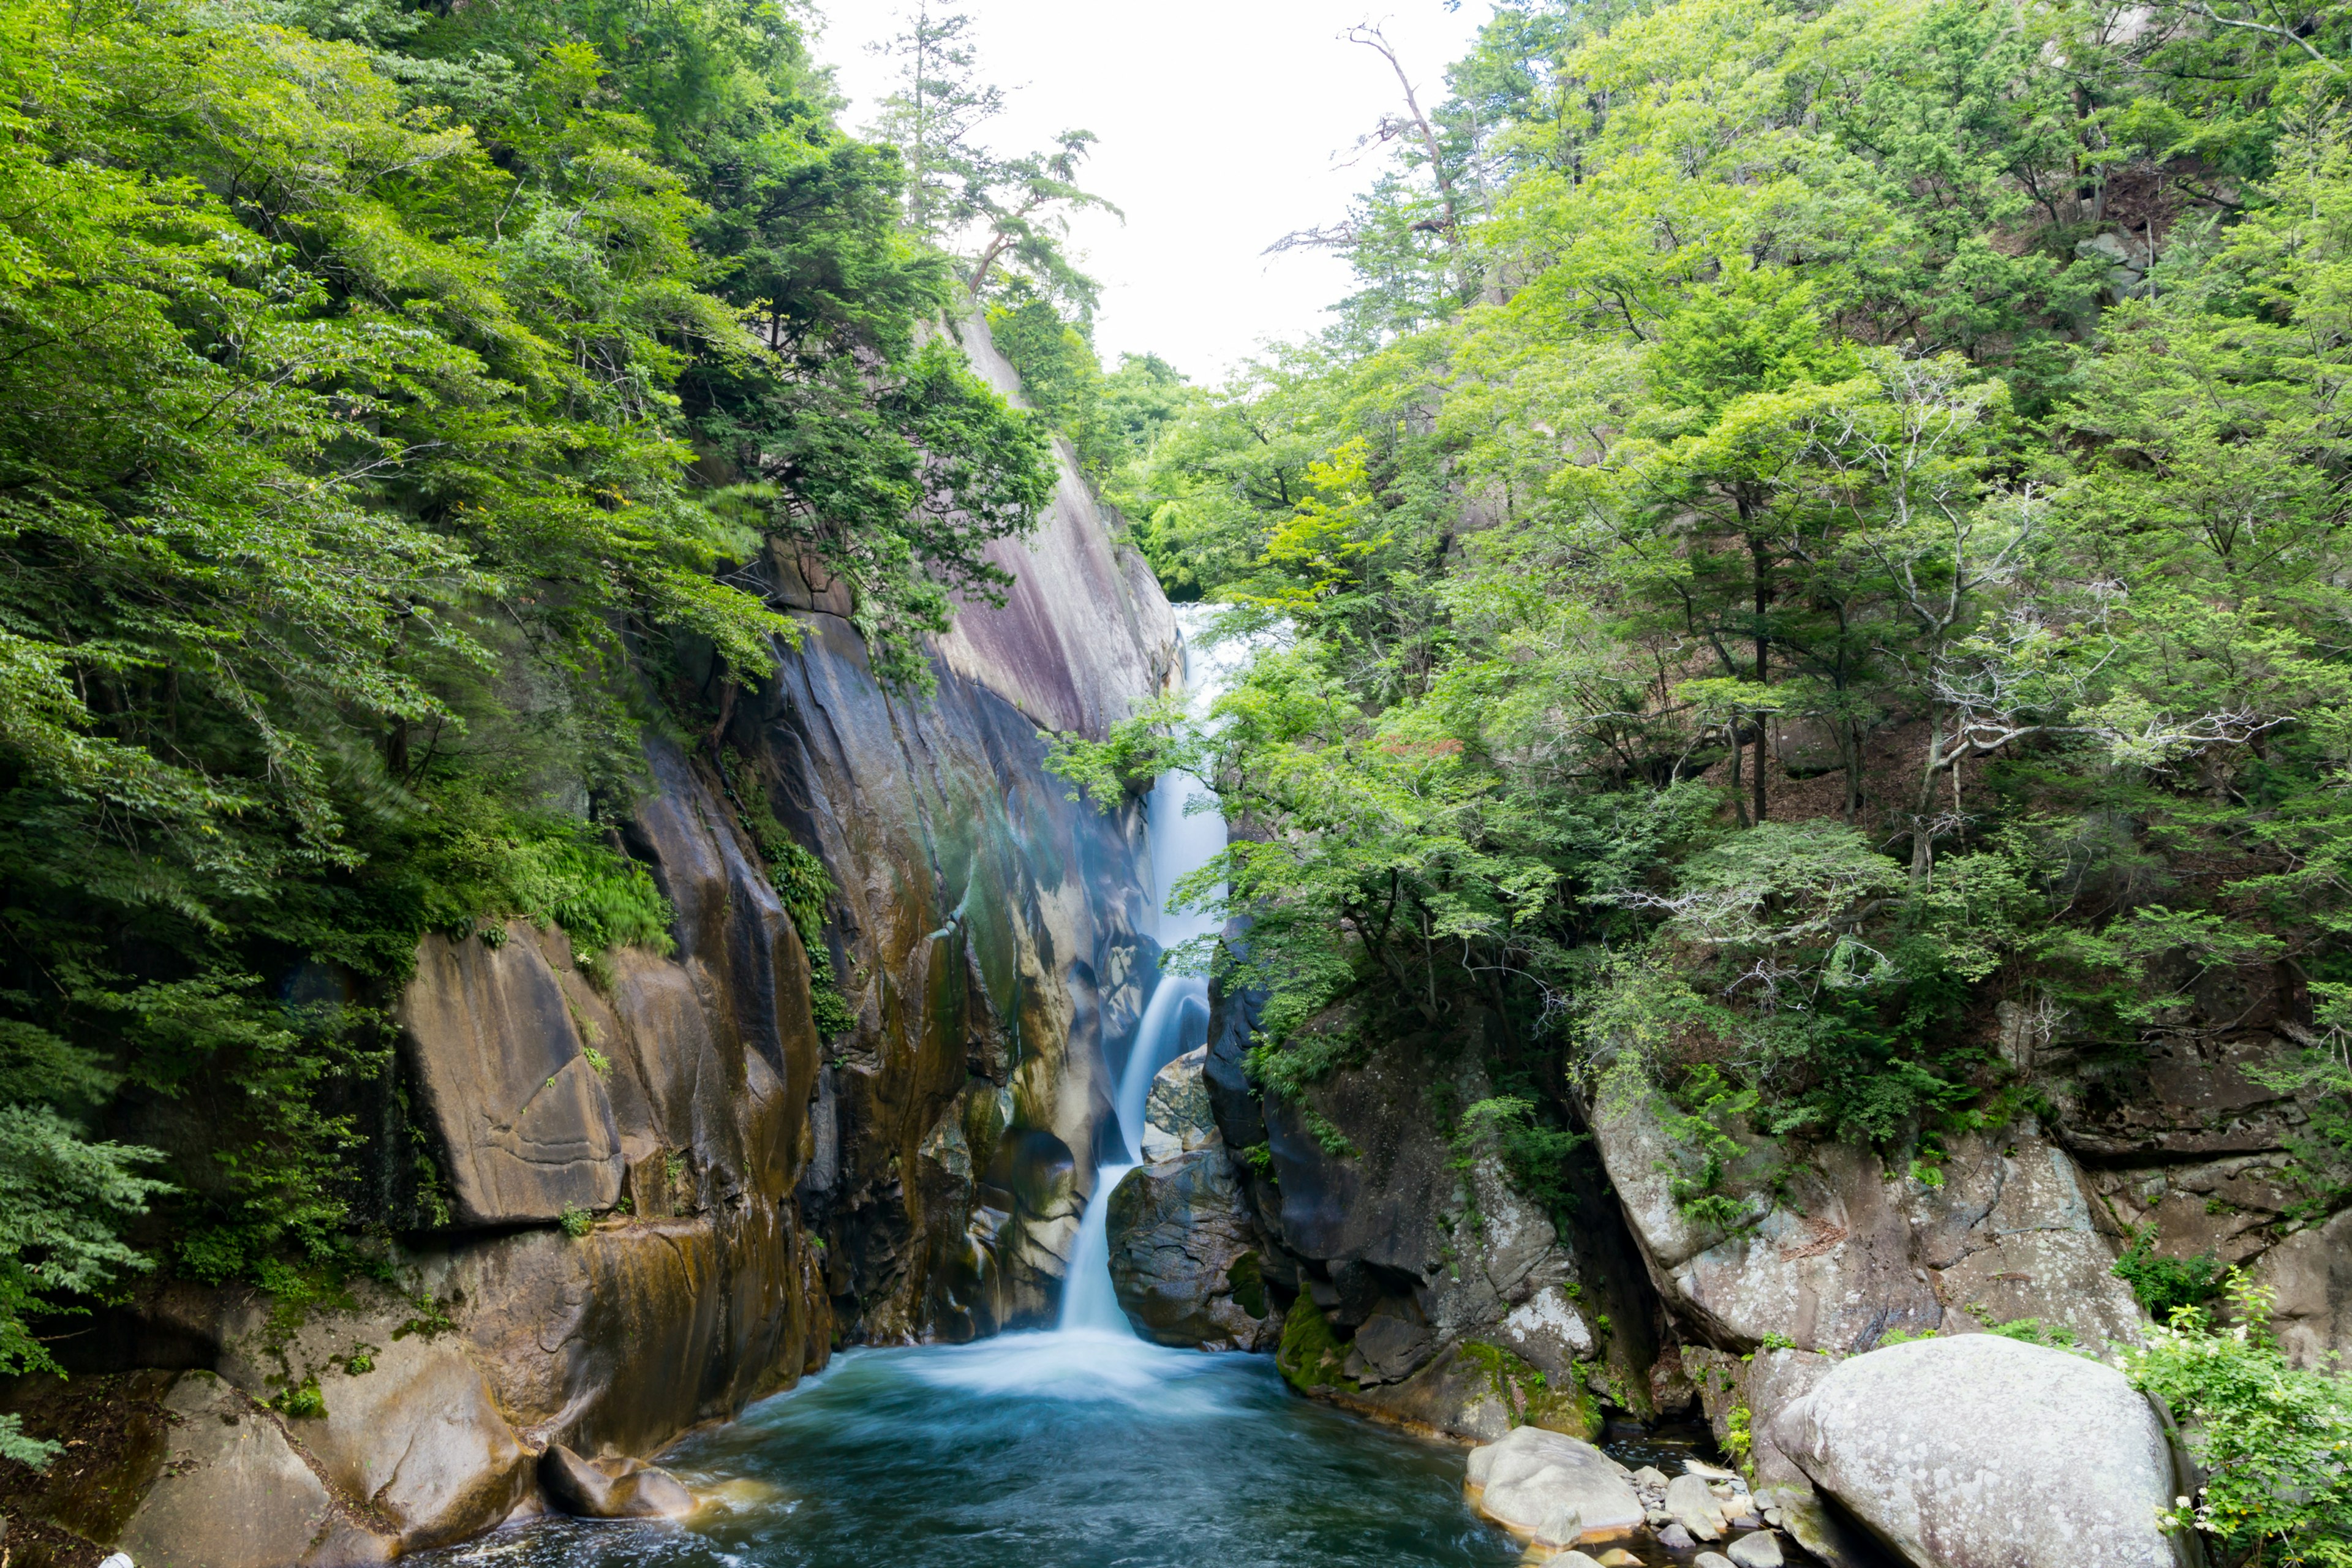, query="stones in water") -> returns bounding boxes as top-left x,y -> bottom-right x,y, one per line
538,1446 -> 696,1520
1463,1425 -> 1645,1551
1771,1335 -> 2195,1568
1695,1555 -> 1737,1568
1657,1523 -> 1697,1553
1664,1472 -> 1728,1541
1104,1149 -> 1279,1349
1727,1531 -> 1787,1568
